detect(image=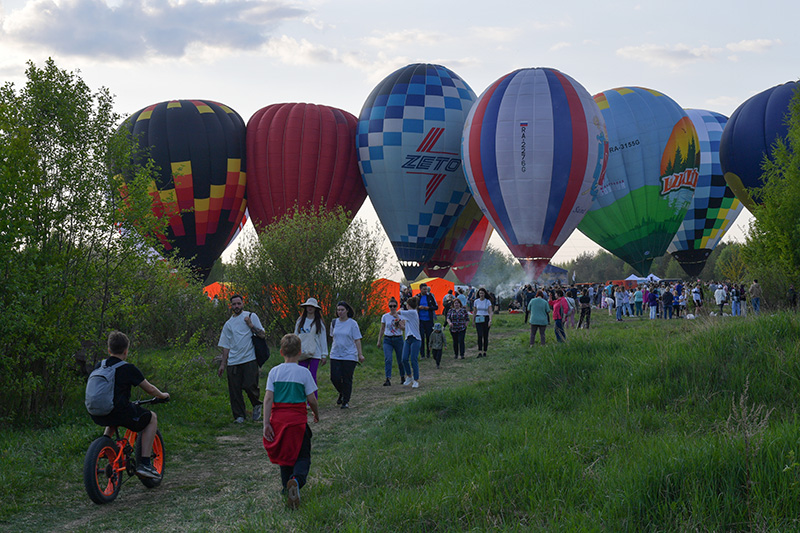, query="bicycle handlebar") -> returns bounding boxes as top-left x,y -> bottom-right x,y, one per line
132,397 -> 170,406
